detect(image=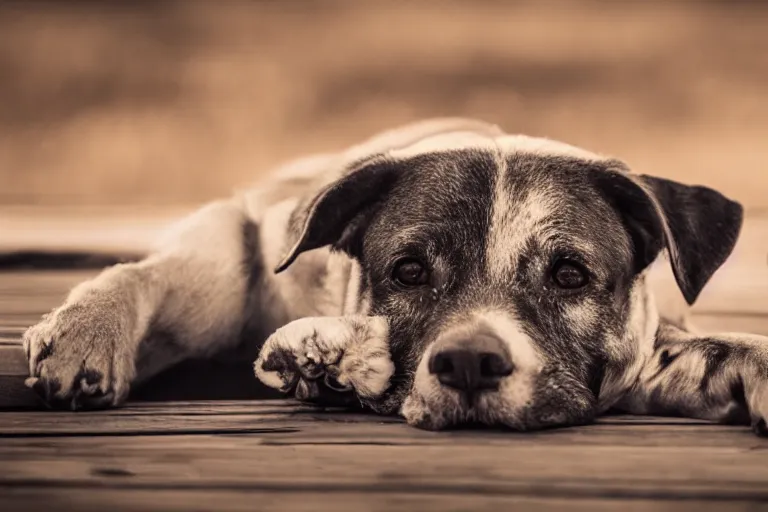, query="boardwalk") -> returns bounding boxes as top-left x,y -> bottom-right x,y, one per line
1,217 -> 767,511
